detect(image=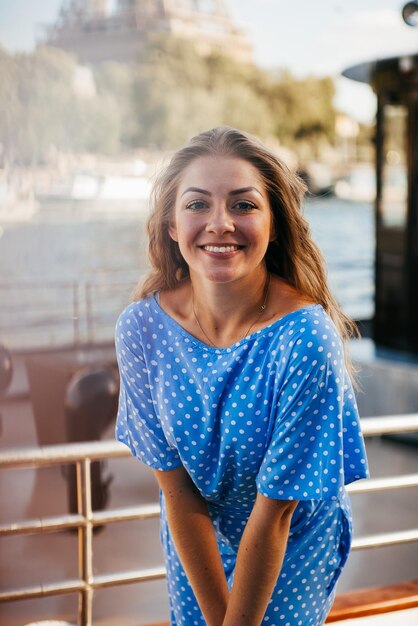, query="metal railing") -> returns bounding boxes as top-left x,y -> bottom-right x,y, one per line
1,414 -> 418,625
0,273 -> 144,350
